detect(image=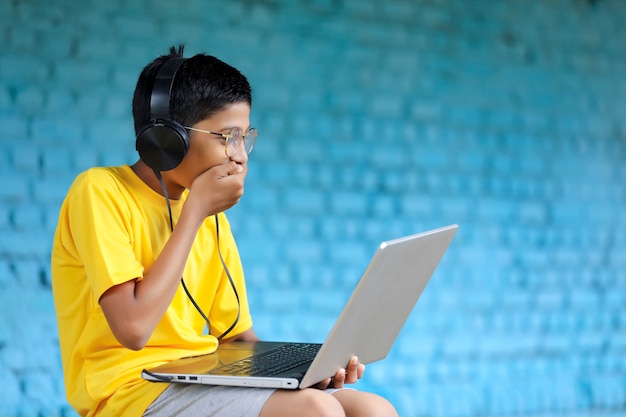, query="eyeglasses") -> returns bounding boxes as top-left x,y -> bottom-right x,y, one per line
184,126 -> 258,157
